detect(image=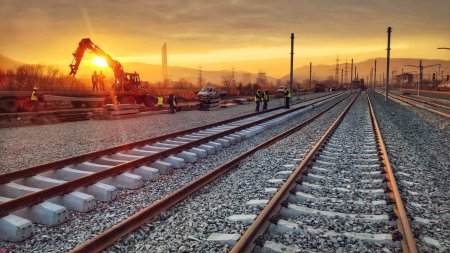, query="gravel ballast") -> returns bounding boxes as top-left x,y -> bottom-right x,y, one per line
0,93 -> 327,174
102,94 -> 355,252
0,93 -> 350,252
370,91 -> 449,252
